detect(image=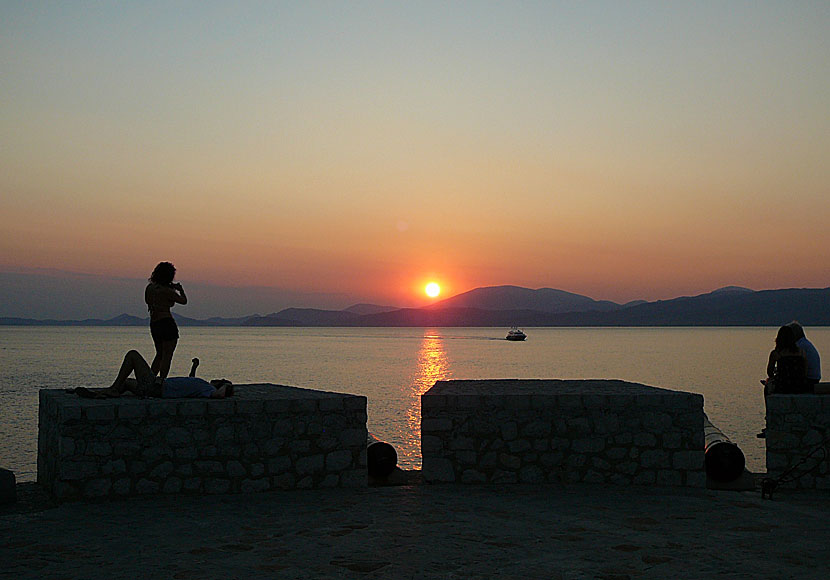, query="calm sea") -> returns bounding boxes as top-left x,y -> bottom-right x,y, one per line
2,326 -> 828,482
